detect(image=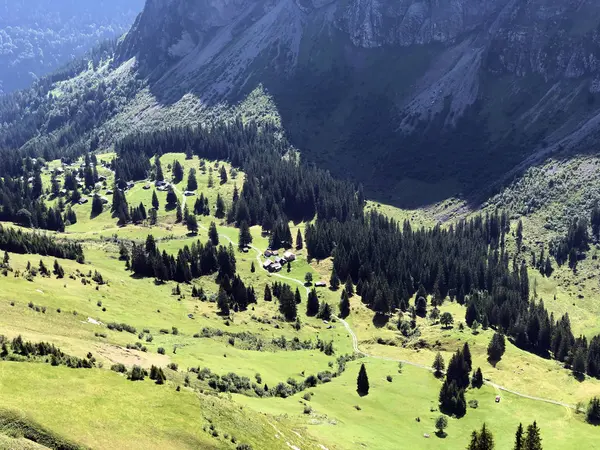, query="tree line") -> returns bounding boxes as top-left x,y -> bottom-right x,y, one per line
0,224 -> 84,262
